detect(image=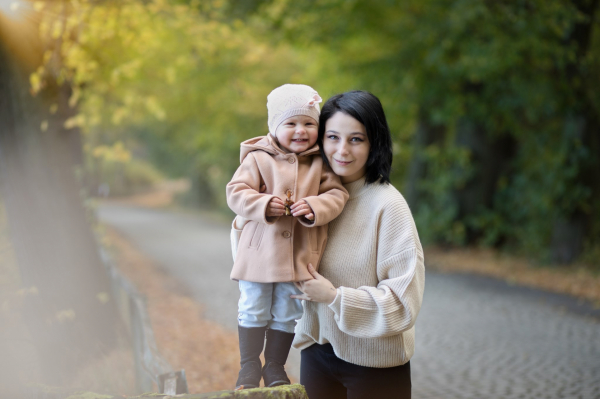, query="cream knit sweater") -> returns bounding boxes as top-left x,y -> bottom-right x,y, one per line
293,176 -> 425,368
